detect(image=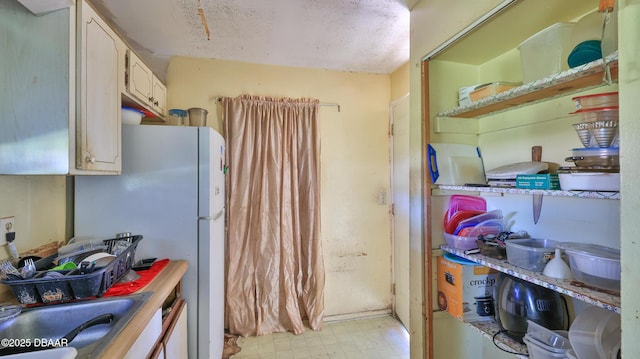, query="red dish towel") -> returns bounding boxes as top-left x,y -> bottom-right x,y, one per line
103,259 -> 170,297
